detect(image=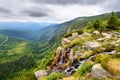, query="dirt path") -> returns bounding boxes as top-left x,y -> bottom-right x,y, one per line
0,36 -> 8,47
